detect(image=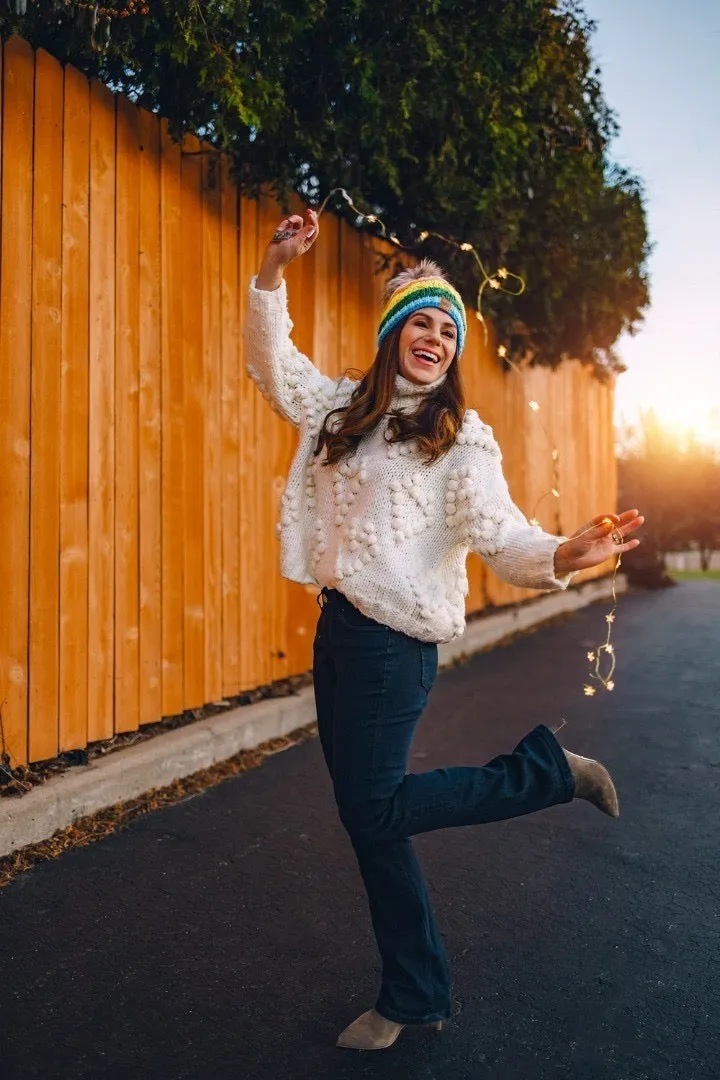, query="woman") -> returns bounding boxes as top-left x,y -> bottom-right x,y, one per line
245,208 -> 644,1051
